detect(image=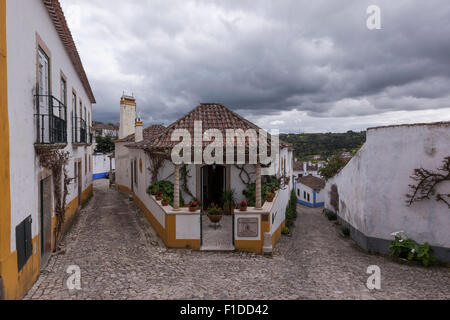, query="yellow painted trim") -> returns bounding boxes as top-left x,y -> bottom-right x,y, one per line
1,236 -> 41,300
121,100 -> 136,106
234,215 -> 270,254
271,220 -> 286,248
0,0 -> 14,299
